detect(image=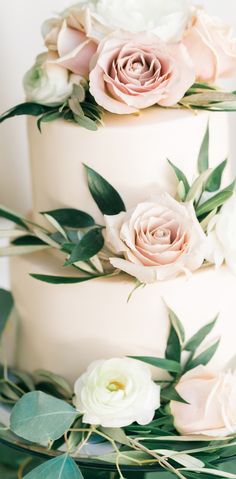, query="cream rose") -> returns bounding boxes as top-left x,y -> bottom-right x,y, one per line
205,194 -> 236,274
184,9 -> 236,83
23,52 -> 75,106
87,0 -> 191,43
42,19 -> 97,78
104,194 -> 207,284
74,358 -> 160,428
89,32 -> 195,114
170,365 -> 236,437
